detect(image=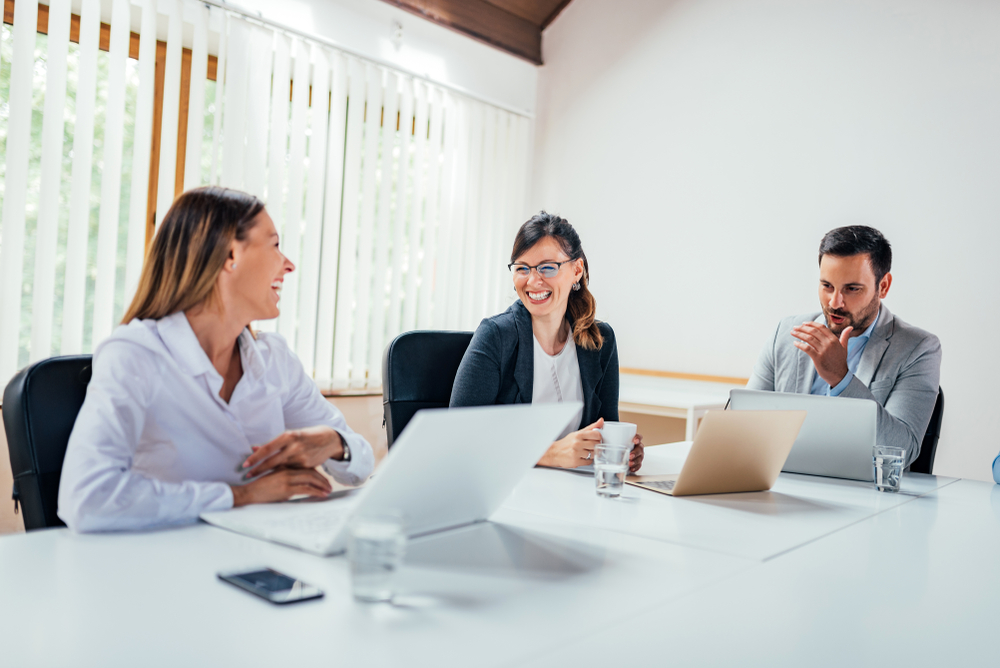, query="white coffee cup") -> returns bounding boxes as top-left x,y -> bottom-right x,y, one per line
597,421 -> 637,447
